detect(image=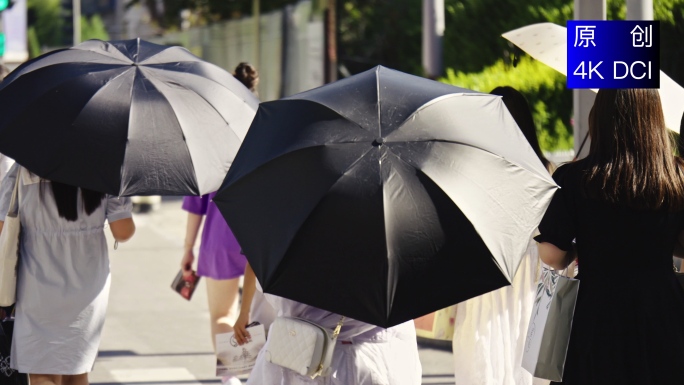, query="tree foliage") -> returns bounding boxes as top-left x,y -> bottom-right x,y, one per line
129,0 -> 303,29
27,0 -> 63,48
338,0 -> 422,75
27,0 -> 110,51
81,14 -> 110,42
